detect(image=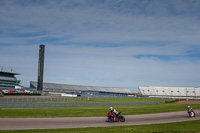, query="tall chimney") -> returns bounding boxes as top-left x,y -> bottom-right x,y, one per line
37,44 -> 45,94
